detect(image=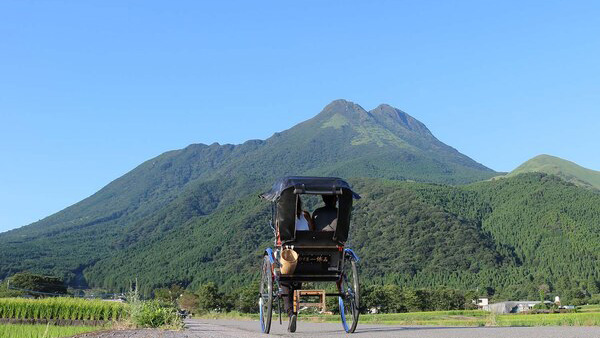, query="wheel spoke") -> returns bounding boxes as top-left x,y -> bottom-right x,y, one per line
339,254 -> 359,333
259,255 -> 273,334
